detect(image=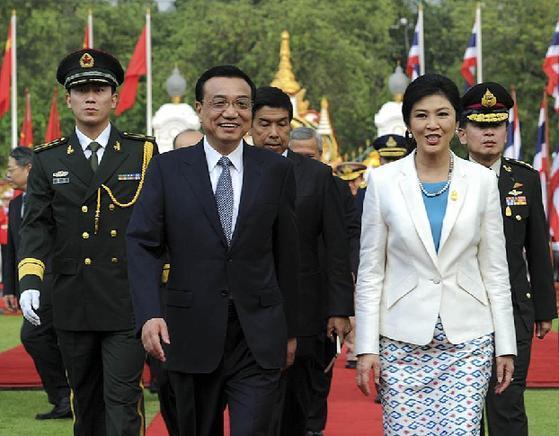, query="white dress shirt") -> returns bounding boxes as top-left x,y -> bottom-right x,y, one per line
75,123 -> 111,164
203,137 -> 244,234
